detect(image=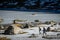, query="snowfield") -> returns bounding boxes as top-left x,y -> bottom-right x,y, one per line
0,24 -> 60,40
